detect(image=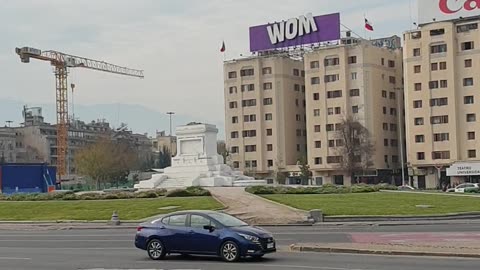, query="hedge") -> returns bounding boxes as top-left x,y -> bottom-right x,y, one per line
245,184 -> 398,195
